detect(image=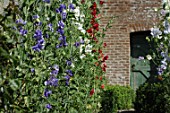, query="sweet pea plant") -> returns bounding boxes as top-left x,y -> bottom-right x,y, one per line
149,0 -> 170,79
0,0 -> 113,112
